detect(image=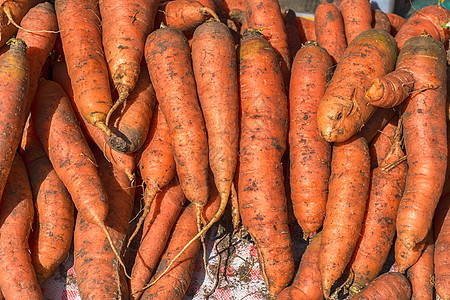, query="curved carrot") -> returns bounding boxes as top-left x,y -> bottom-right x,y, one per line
348,272 -> 411,300
396,35 -> 447,250
339,0 -> 372,44
289,41 -> 333,236
395,232 -> 427,273
407,232 -> 434,300
238,29 -> 293,298
0,154 -> 41,299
